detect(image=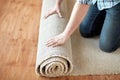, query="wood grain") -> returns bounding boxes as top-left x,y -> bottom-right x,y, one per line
0,0 -> 120,80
